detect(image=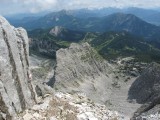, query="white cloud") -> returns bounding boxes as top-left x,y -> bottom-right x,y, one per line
11,0 -> 58,13
29,0 -> 58,13
1,0 -> 160,15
